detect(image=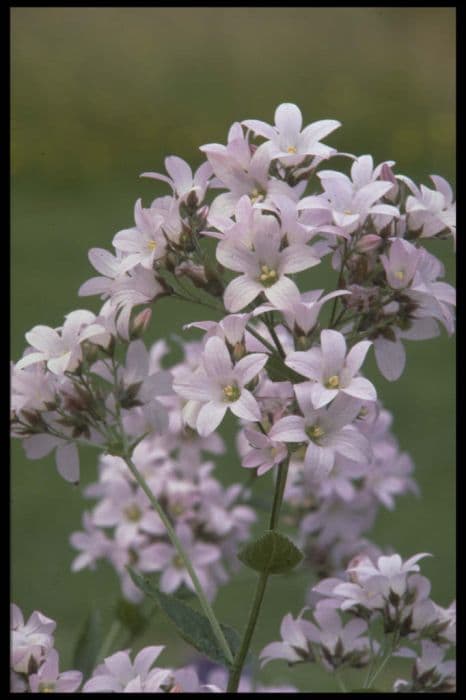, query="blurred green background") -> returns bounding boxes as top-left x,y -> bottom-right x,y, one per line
11,7 -> 455,692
